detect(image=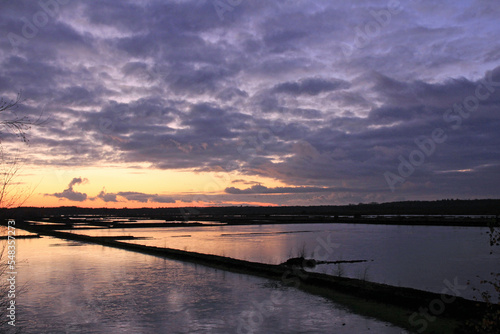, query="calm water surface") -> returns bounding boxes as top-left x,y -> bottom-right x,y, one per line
65,222 -> 499,300
6,235 -> 406,334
